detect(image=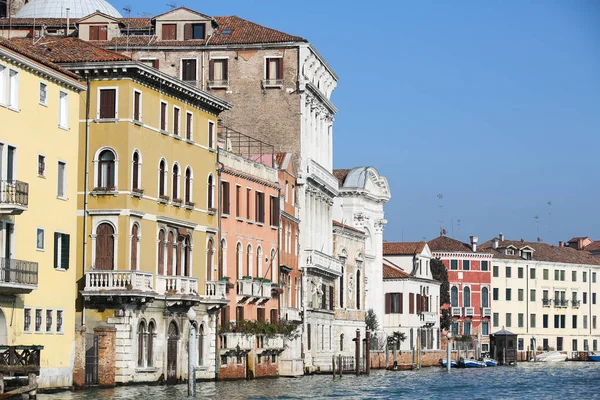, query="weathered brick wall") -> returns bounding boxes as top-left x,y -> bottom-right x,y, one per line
370,350 -> 451,369
255,356 -> 279,378
95,326 -> 117,386
72,326 -> 87,388
217,360 -> 246,380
